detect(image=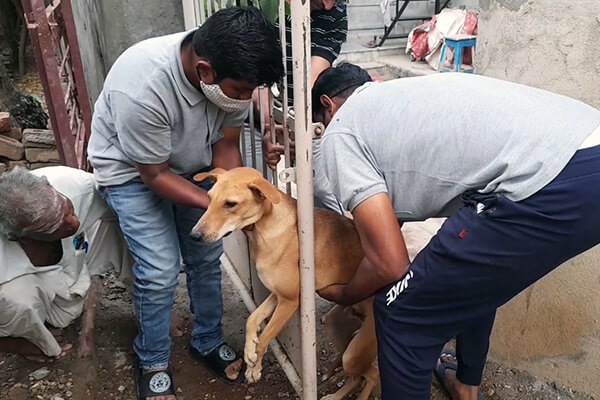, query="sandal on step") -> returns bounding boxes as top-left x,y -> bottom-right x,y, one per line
134,358 -> 177,399
189,343 -> 245,385
435,349 -> 485,400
